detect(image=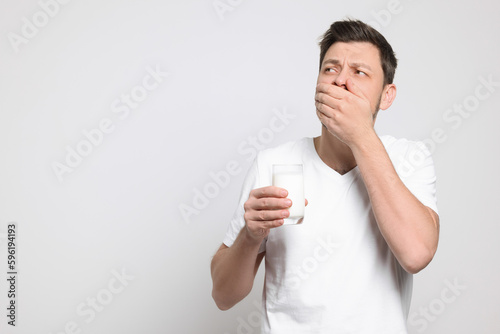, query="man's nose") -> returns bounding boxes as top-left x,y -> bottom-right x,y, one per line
333,68 -> 348,89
